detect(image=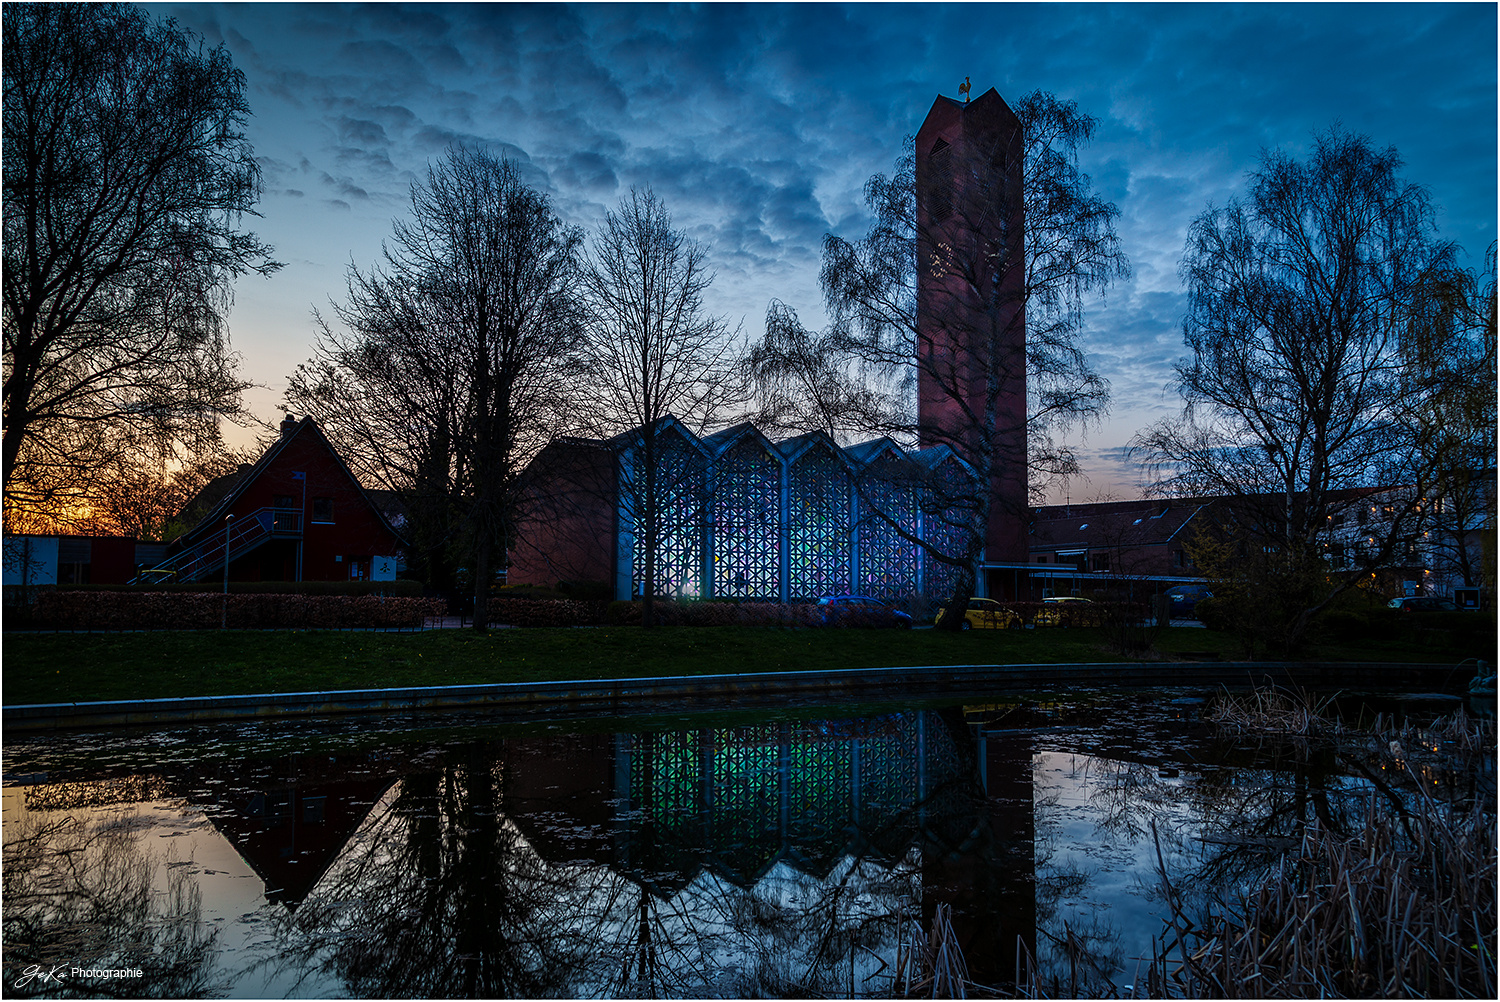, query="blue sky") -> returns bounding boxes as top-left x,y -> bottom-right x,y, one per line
154,2 -> 1498,501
